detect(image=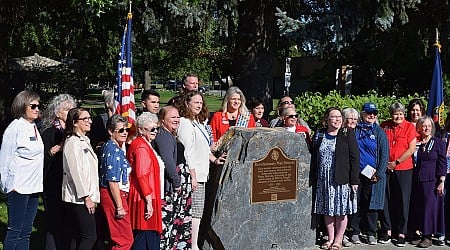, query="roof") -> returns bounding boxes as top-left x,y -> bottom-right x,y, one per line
9,53 -> 62,72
